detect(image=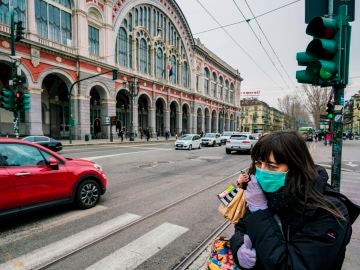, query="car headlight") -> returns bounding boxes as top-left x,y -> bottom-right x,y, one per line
94,163 -> 103,172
